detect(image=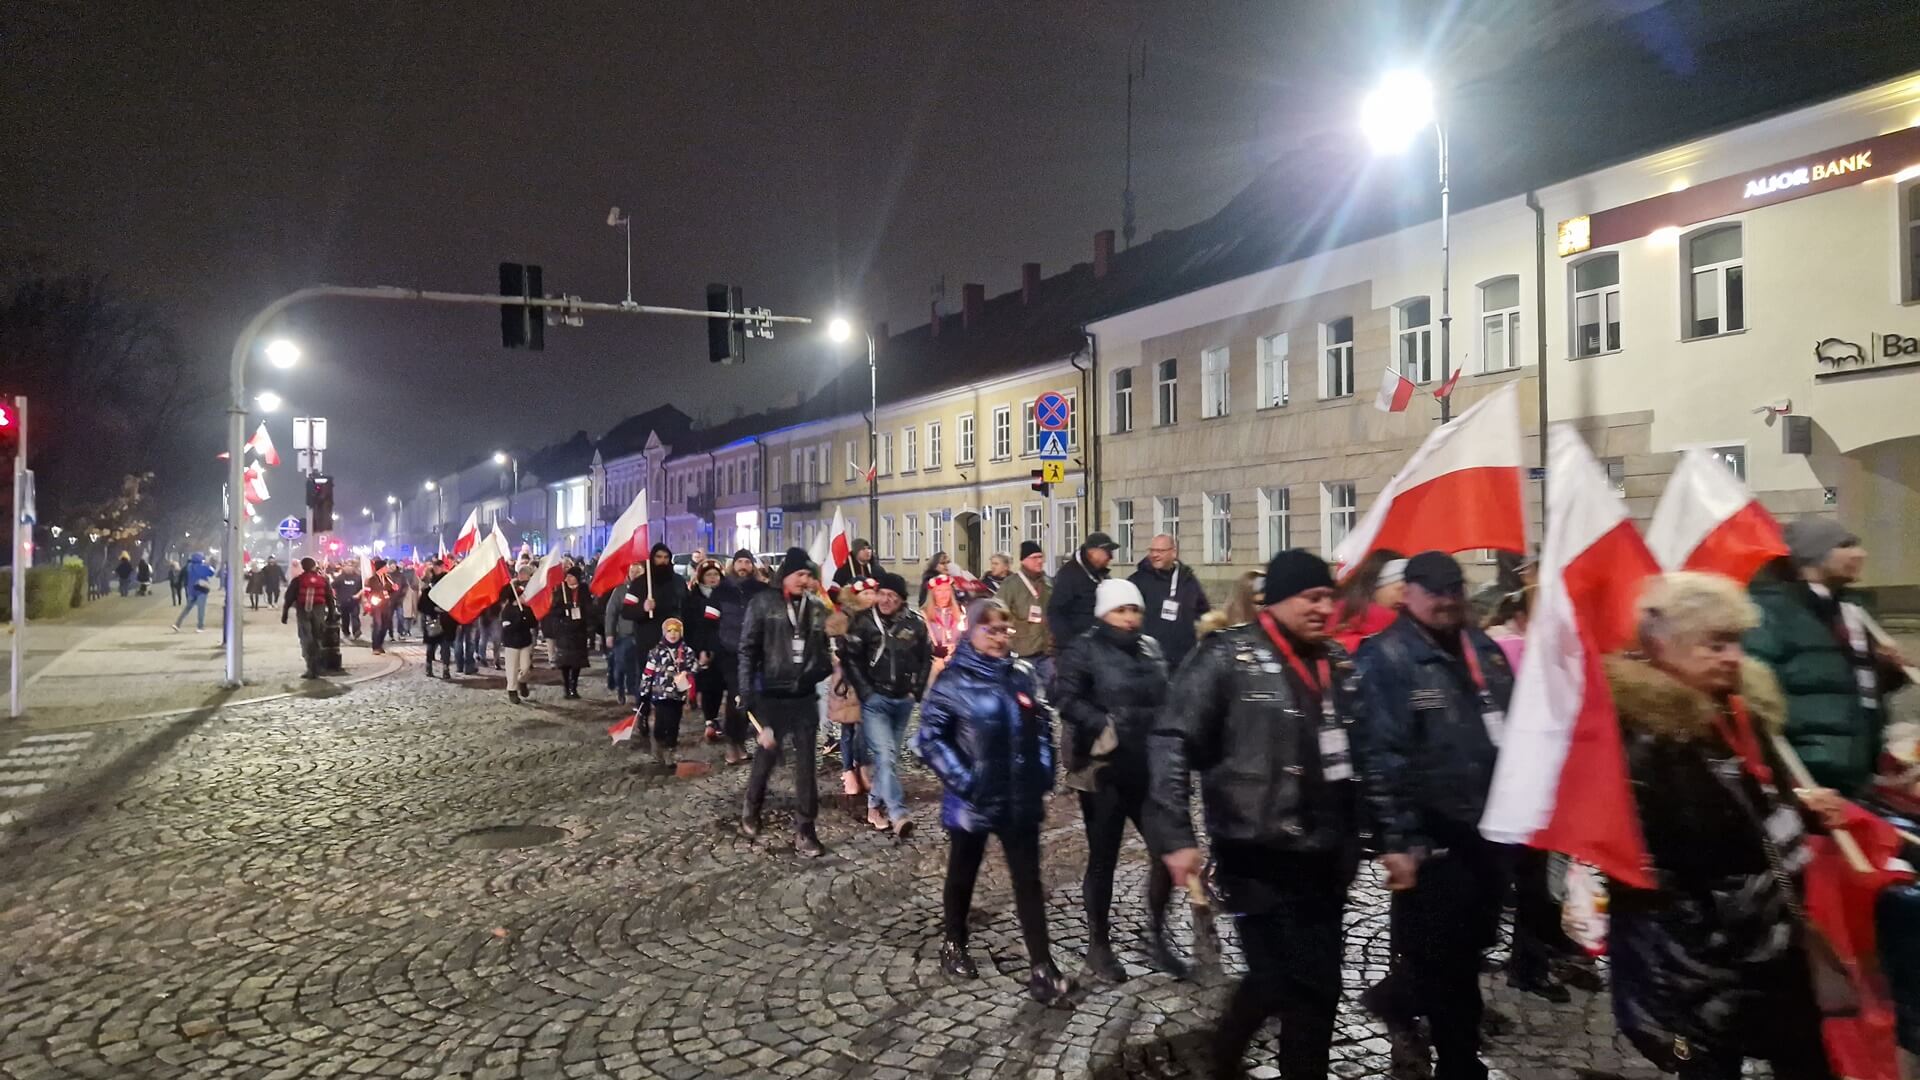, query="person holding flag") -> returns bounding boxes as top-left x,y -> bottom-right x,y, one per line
499,563 -> 540,704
